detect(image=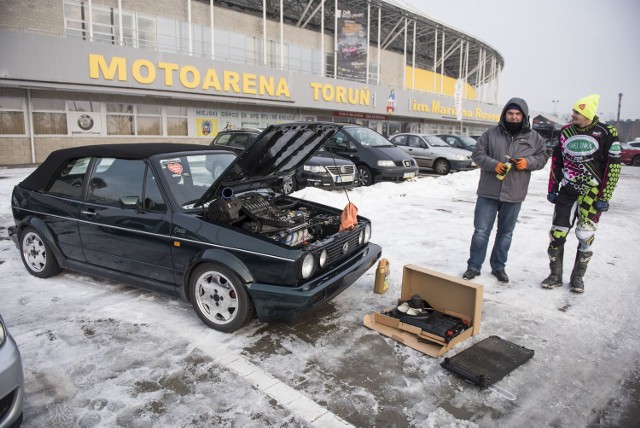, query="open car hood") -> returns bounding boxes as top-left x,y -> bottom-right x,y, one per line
196,122 -> 343,206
